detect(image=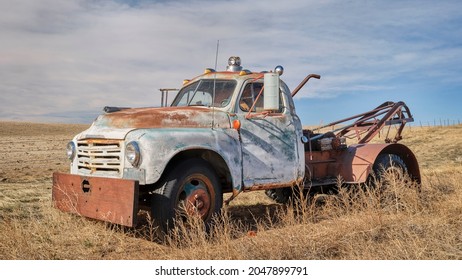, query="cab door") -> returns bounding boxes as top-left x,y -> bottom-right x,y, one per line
236,81 -> 302,188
